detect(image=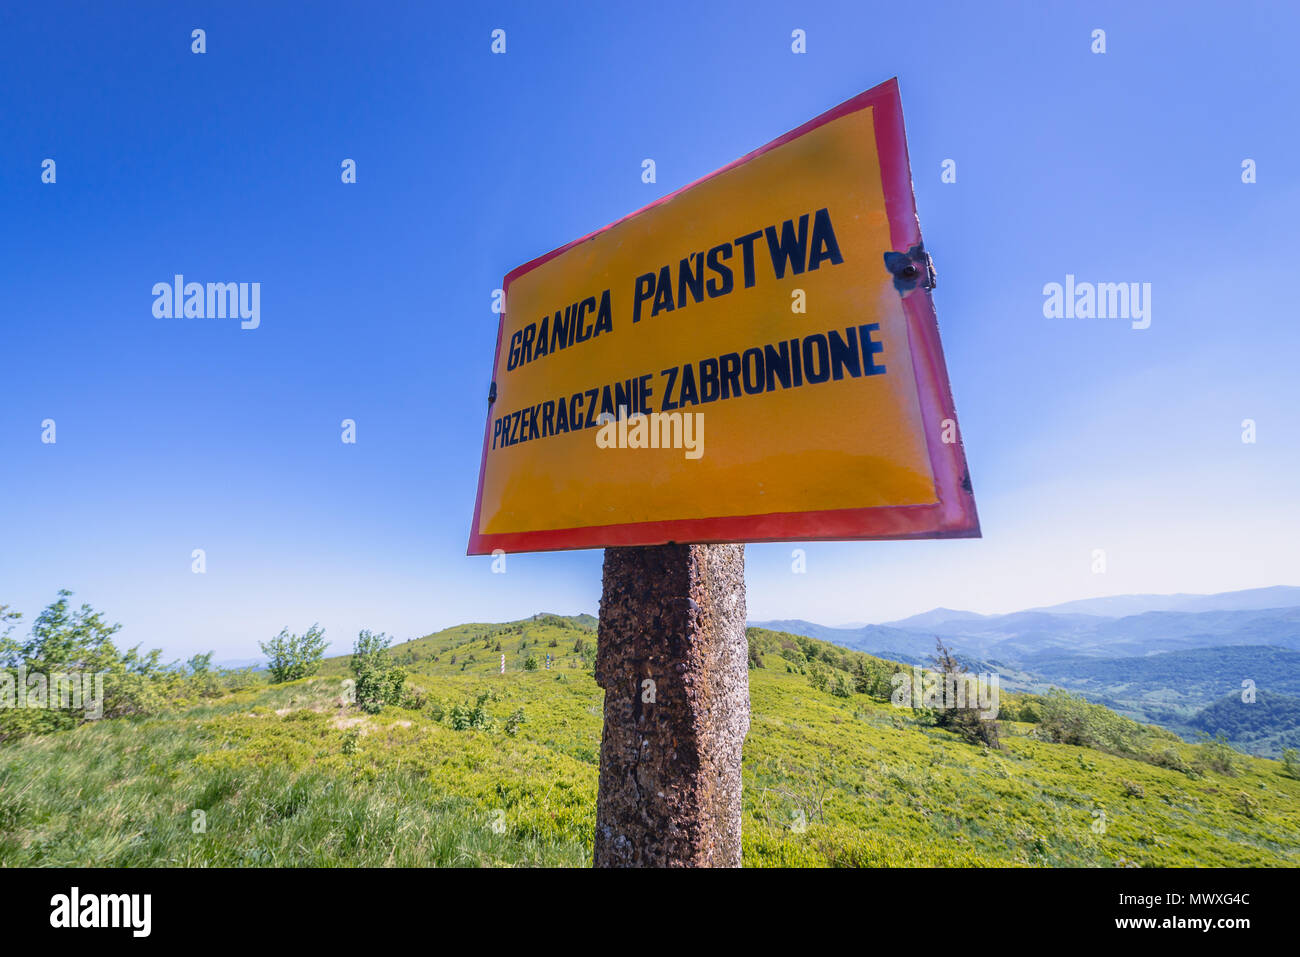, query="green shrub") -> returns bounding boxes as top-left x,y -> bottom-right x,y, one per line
1037,688 -> 1142,755
1282,748 -> 1300,780
1150,746 -> 1198,778
350,630 -> 405,714
1195,733 -> 1239,777
260,624 -> 328,684
504,708 -> 525,736
450,691 -> 493,731
0,591 -> 252,744
399,686 -> 427,711
807,663 -> 830,692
